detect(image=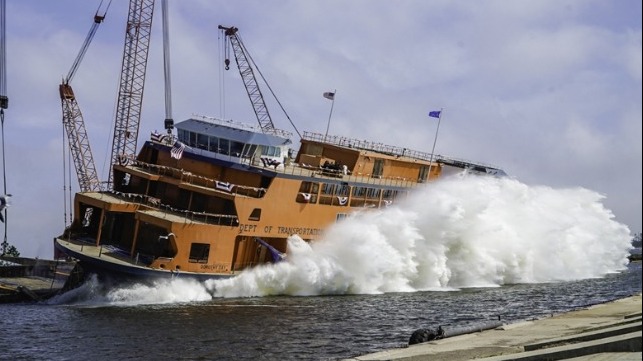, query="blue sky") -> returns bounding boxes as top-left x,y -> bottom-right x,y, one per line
2,0 -> 641,258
